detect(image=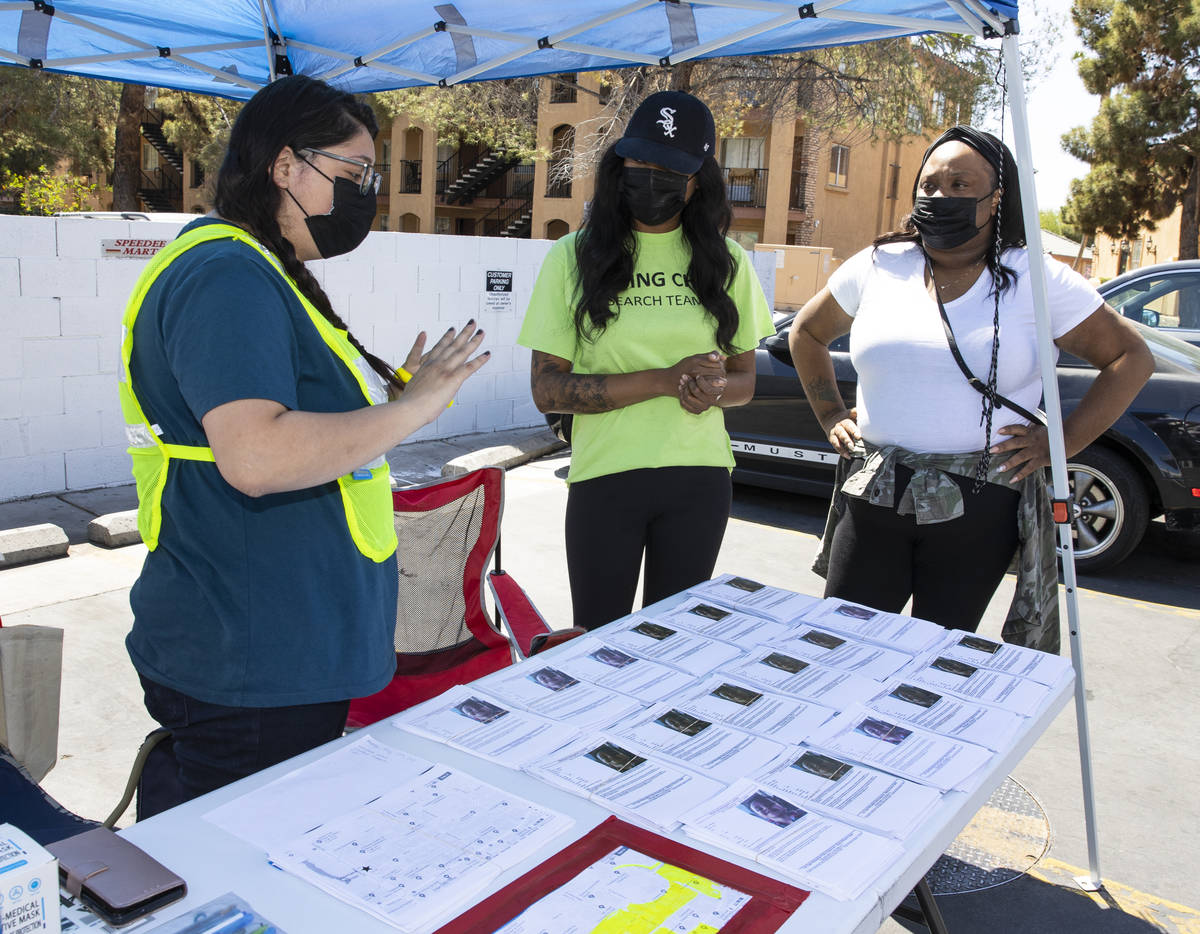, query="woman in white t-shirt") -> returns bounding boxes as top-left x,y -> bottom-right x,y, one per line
788,126 -> 1152,640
